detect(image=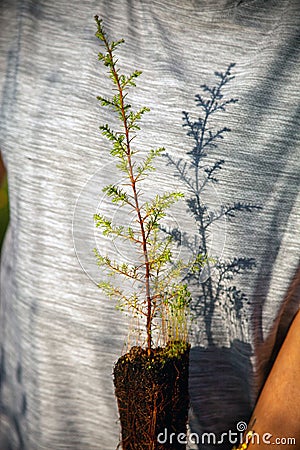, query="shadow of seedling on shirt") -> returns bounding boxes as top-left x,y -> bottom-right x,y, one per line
164,63 -> 262,347
163,63 -> 262,448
